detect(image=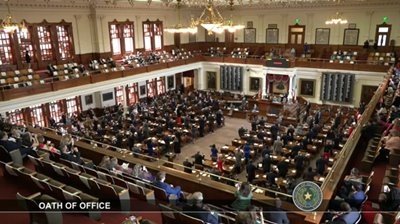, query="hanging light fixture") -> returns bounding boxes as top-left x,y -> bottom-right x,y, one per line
191,0 -> 244,35
325,12 -> 348,25
220,0 -> 245,33
0,0 -> 27,33
164,0 -> 197,34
